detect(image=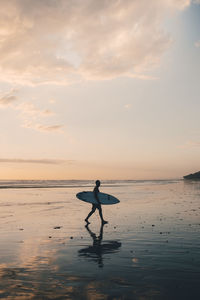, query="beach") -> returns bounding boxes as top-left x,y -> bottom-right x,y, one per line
0,180 -> 199,299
